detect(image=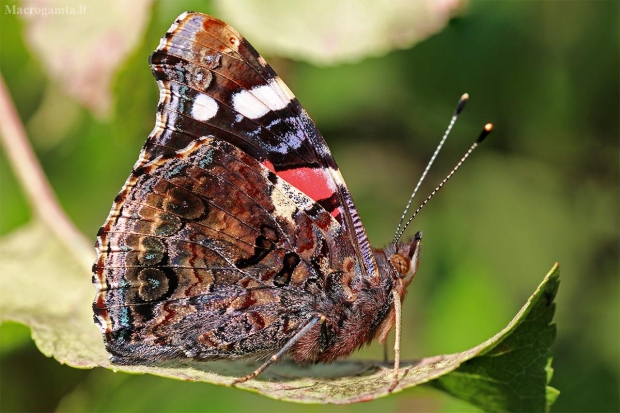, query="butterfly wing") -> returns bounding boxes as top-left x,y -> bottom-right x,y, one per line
94,137 -> 358,361
146,12 -> 378,276
93,12 -> 379,362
